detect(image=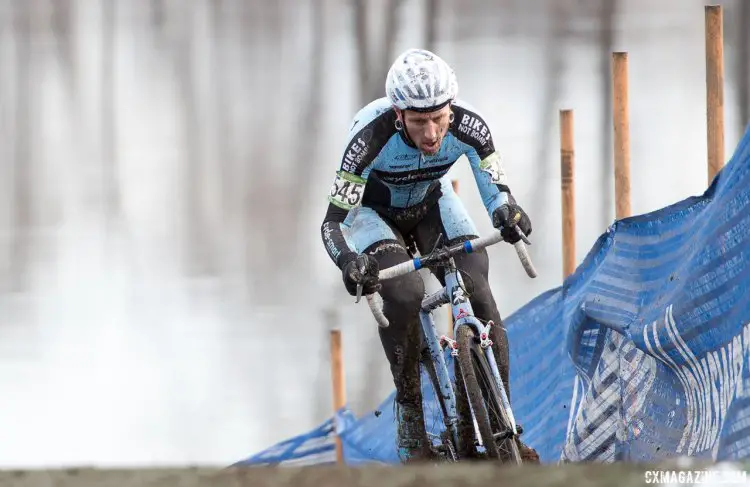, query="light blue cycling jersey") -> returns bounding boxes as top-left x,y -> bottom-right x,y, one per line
321,97 -> 512,268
